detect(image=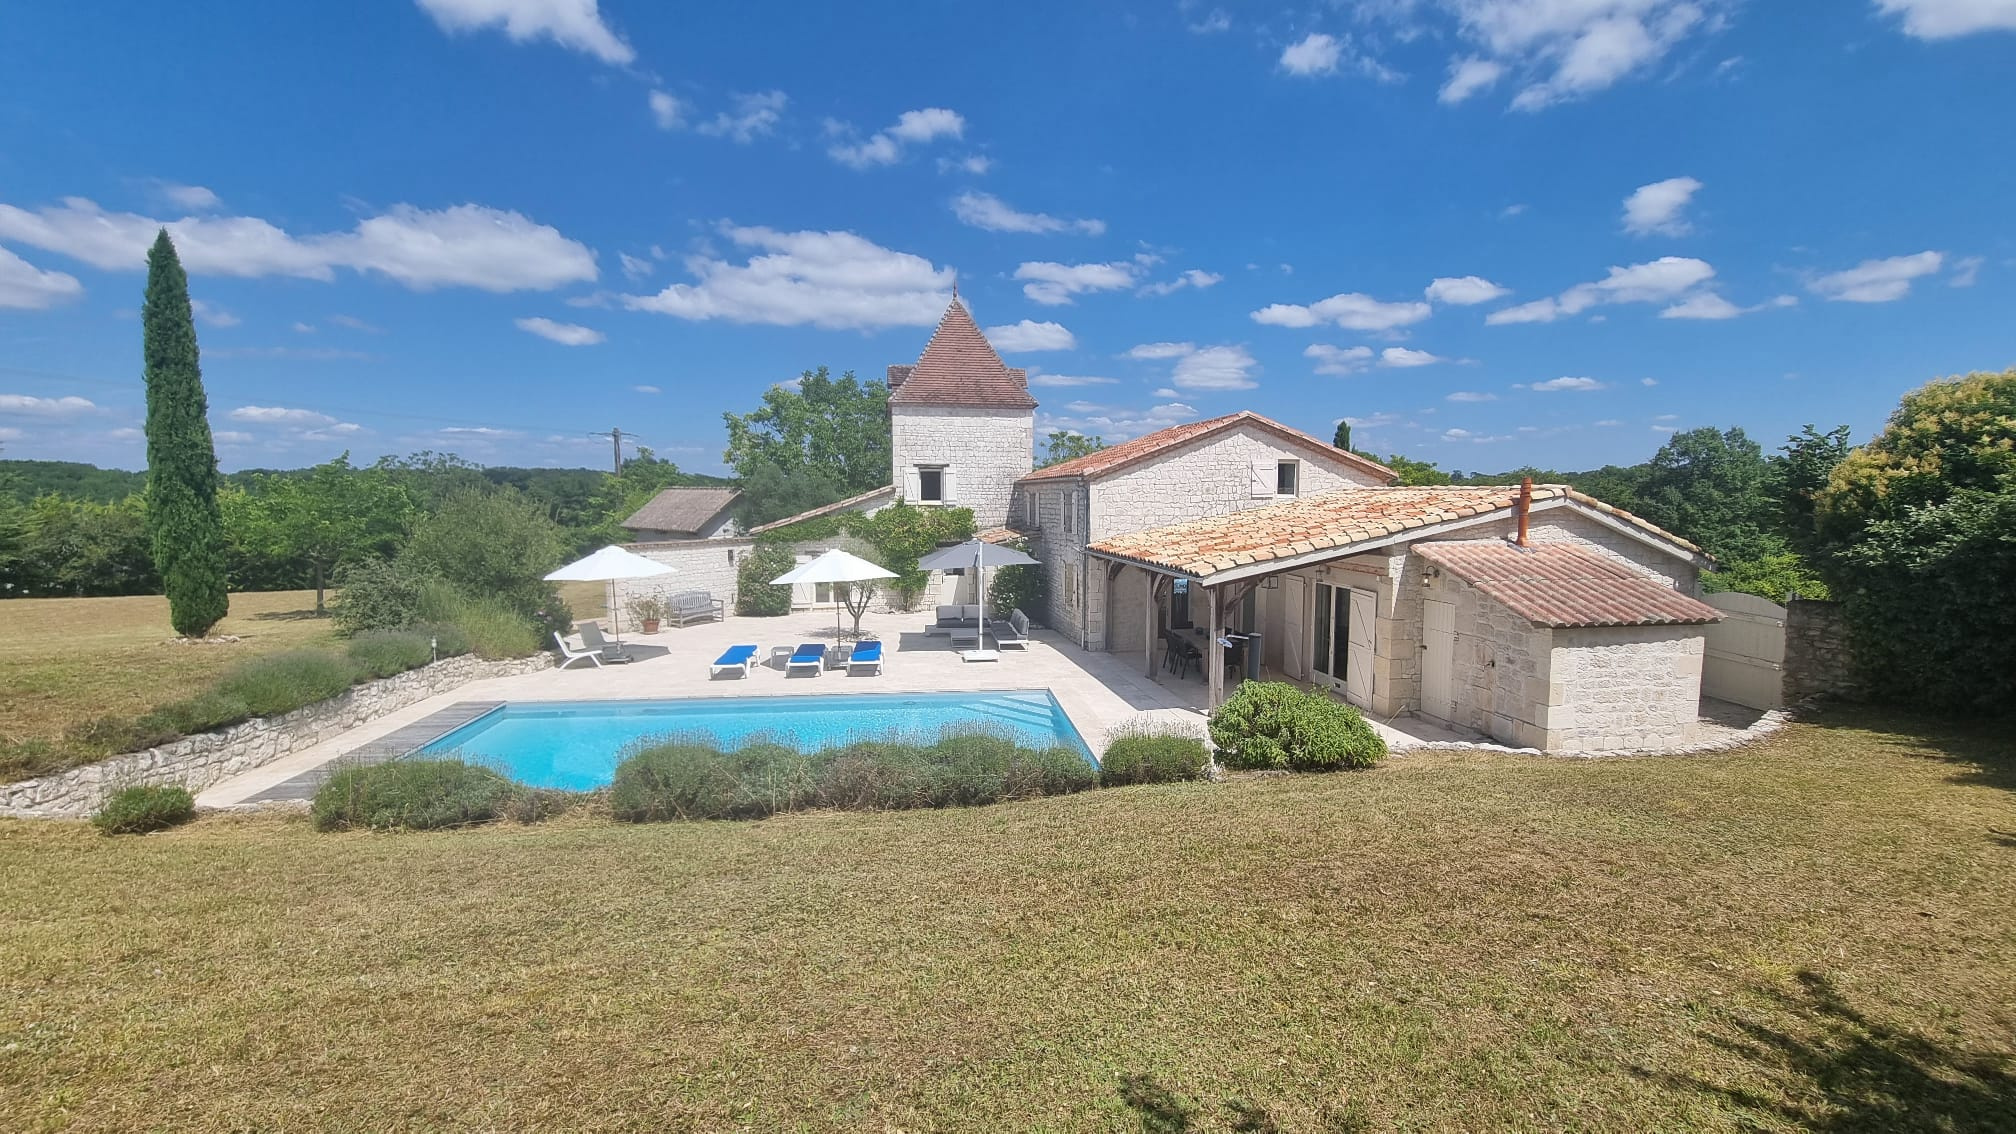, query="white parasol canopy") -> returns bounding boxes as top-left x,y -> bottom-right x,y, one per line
771,548 -> 898,641
545,545 -> 676,650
